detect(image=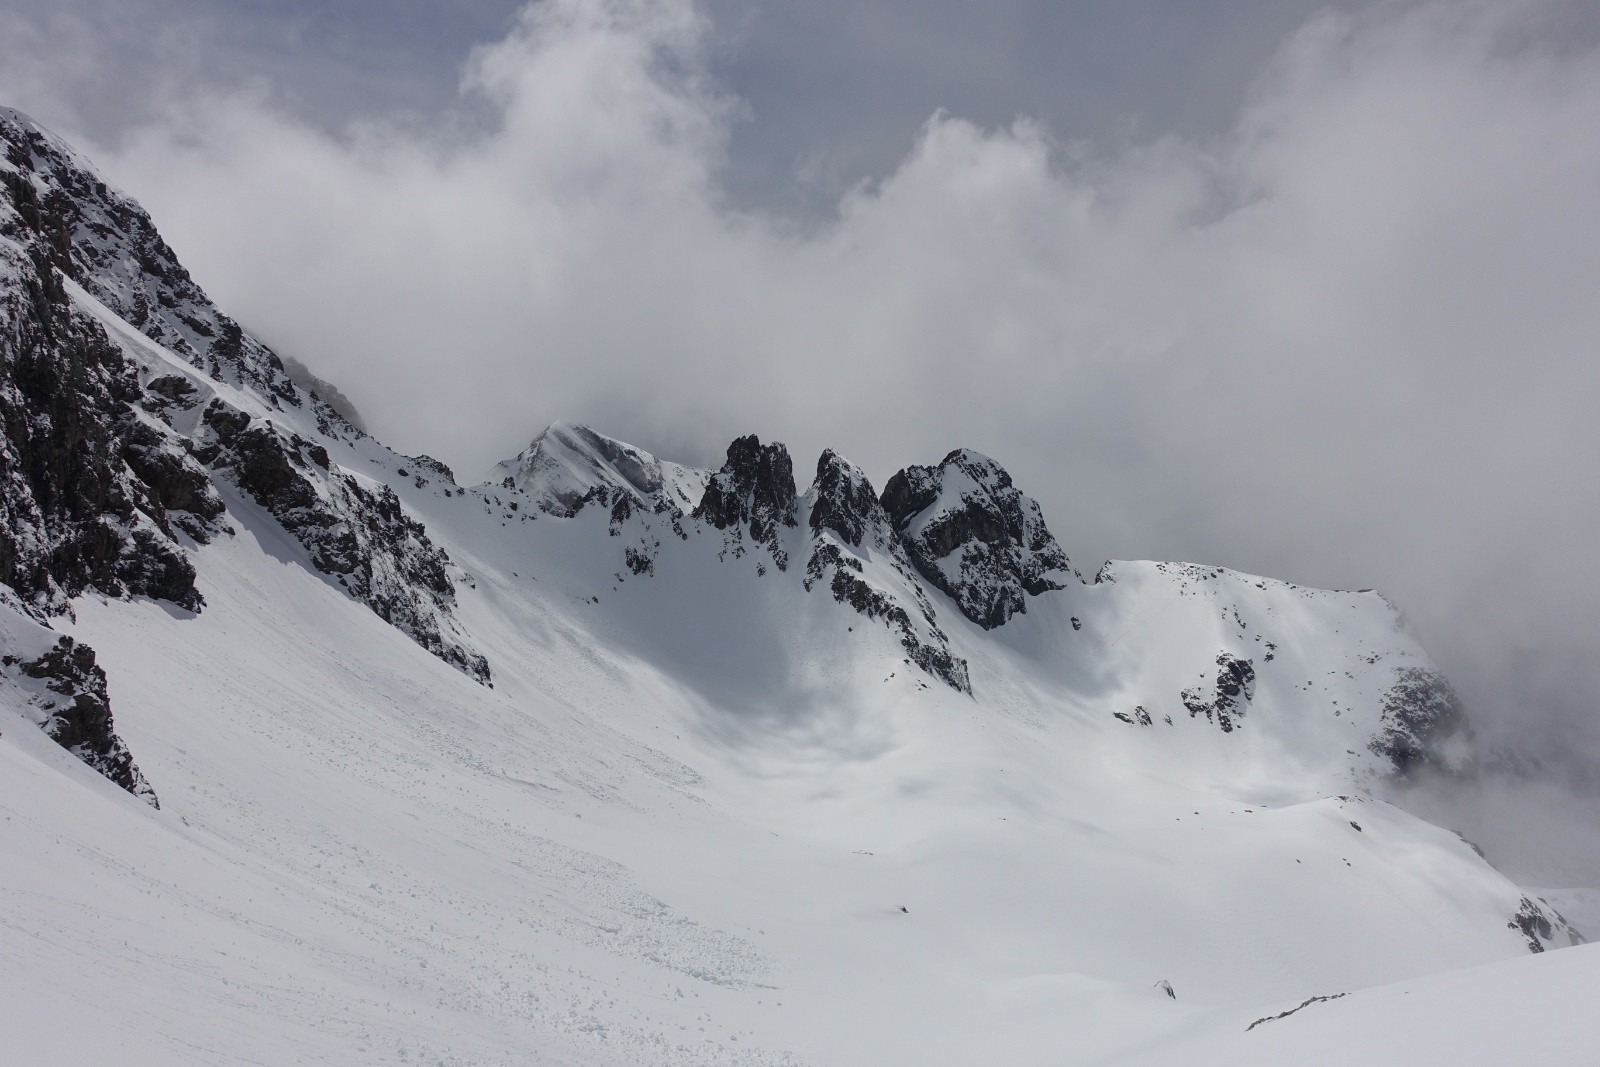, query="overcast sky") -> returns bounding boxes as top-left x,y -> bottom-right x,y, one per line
3,0 -> 1599,793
